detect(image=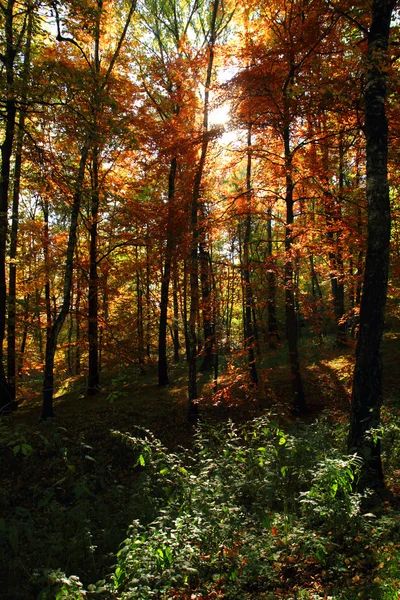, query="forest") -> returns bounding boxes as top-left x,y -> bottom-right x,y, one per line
1,0 -> 400,598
